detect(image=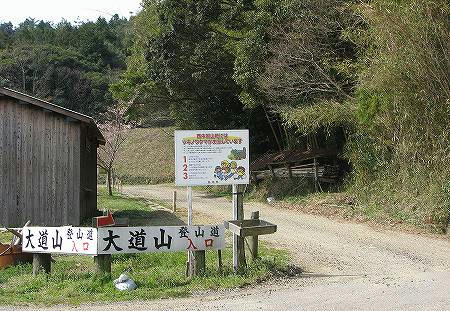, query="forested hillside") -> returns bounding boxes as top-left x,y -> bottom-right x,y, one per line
0,0 -> 448,231
0,15 -> 129,117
